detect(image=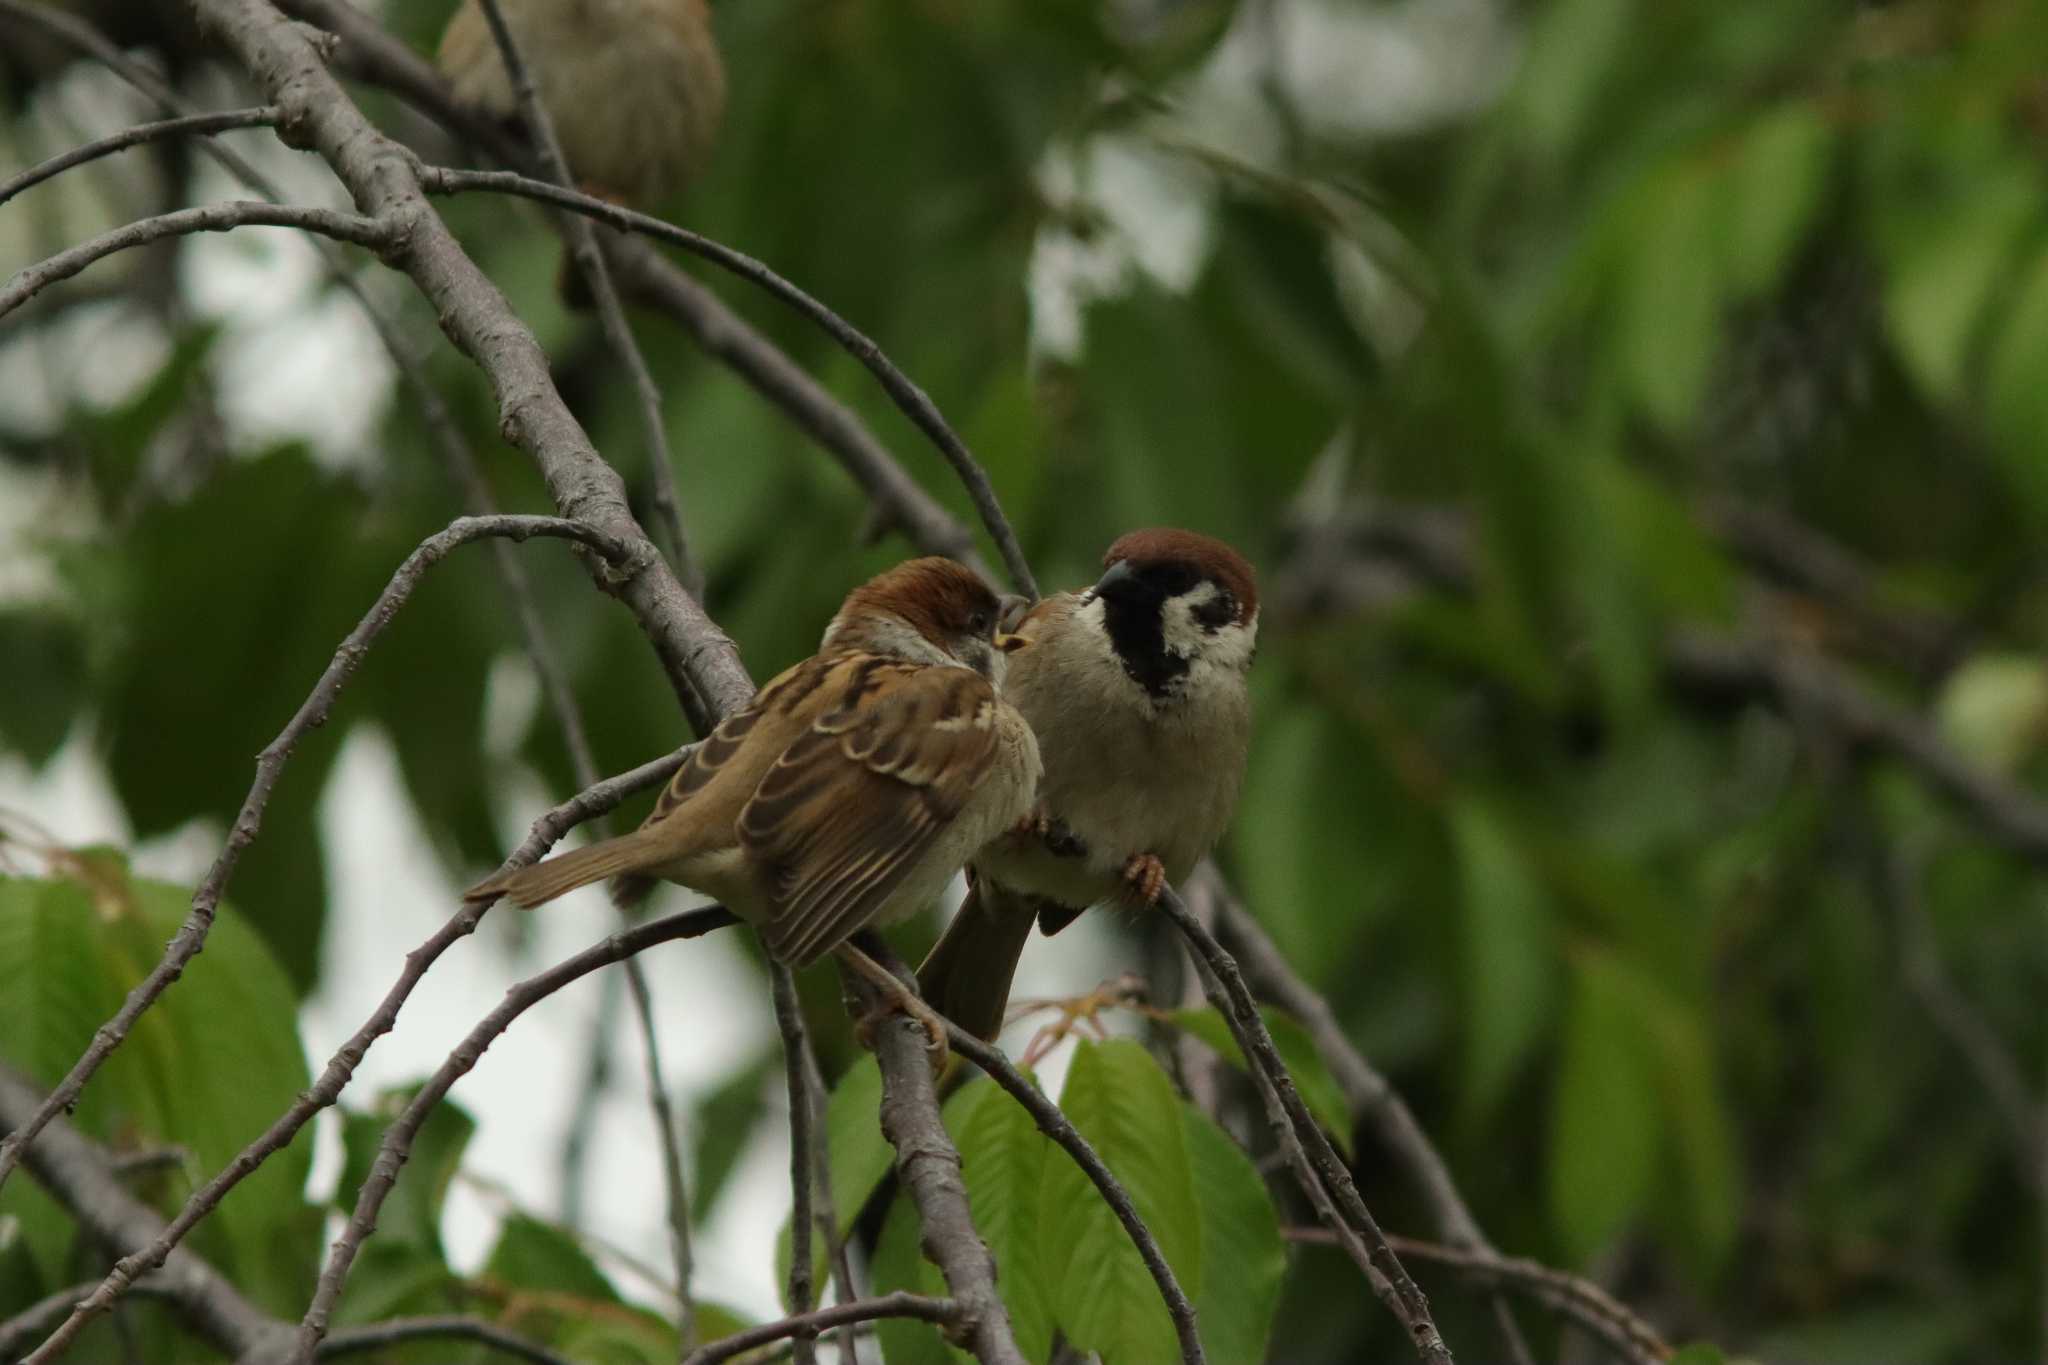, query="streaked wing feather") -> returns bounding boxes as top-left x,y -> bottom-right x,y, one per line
739,663 -> 1000,966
